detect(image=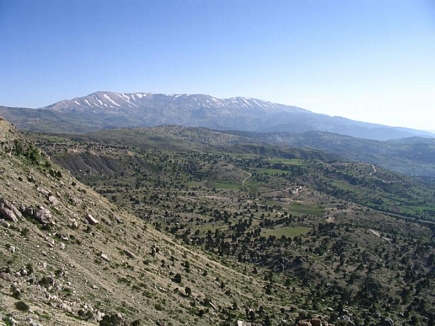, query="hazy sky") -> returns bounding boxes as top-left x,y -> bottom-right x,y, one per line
1,0 -> 434,130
